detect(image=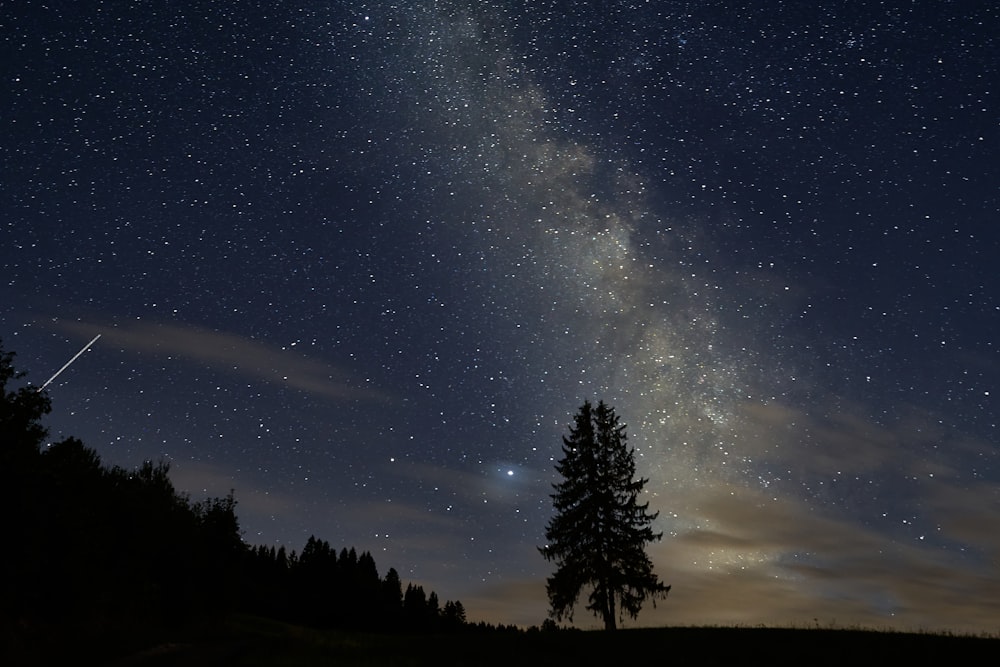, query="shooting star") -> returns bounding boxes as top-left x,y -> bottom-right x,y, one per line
37,334 -> 101,392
